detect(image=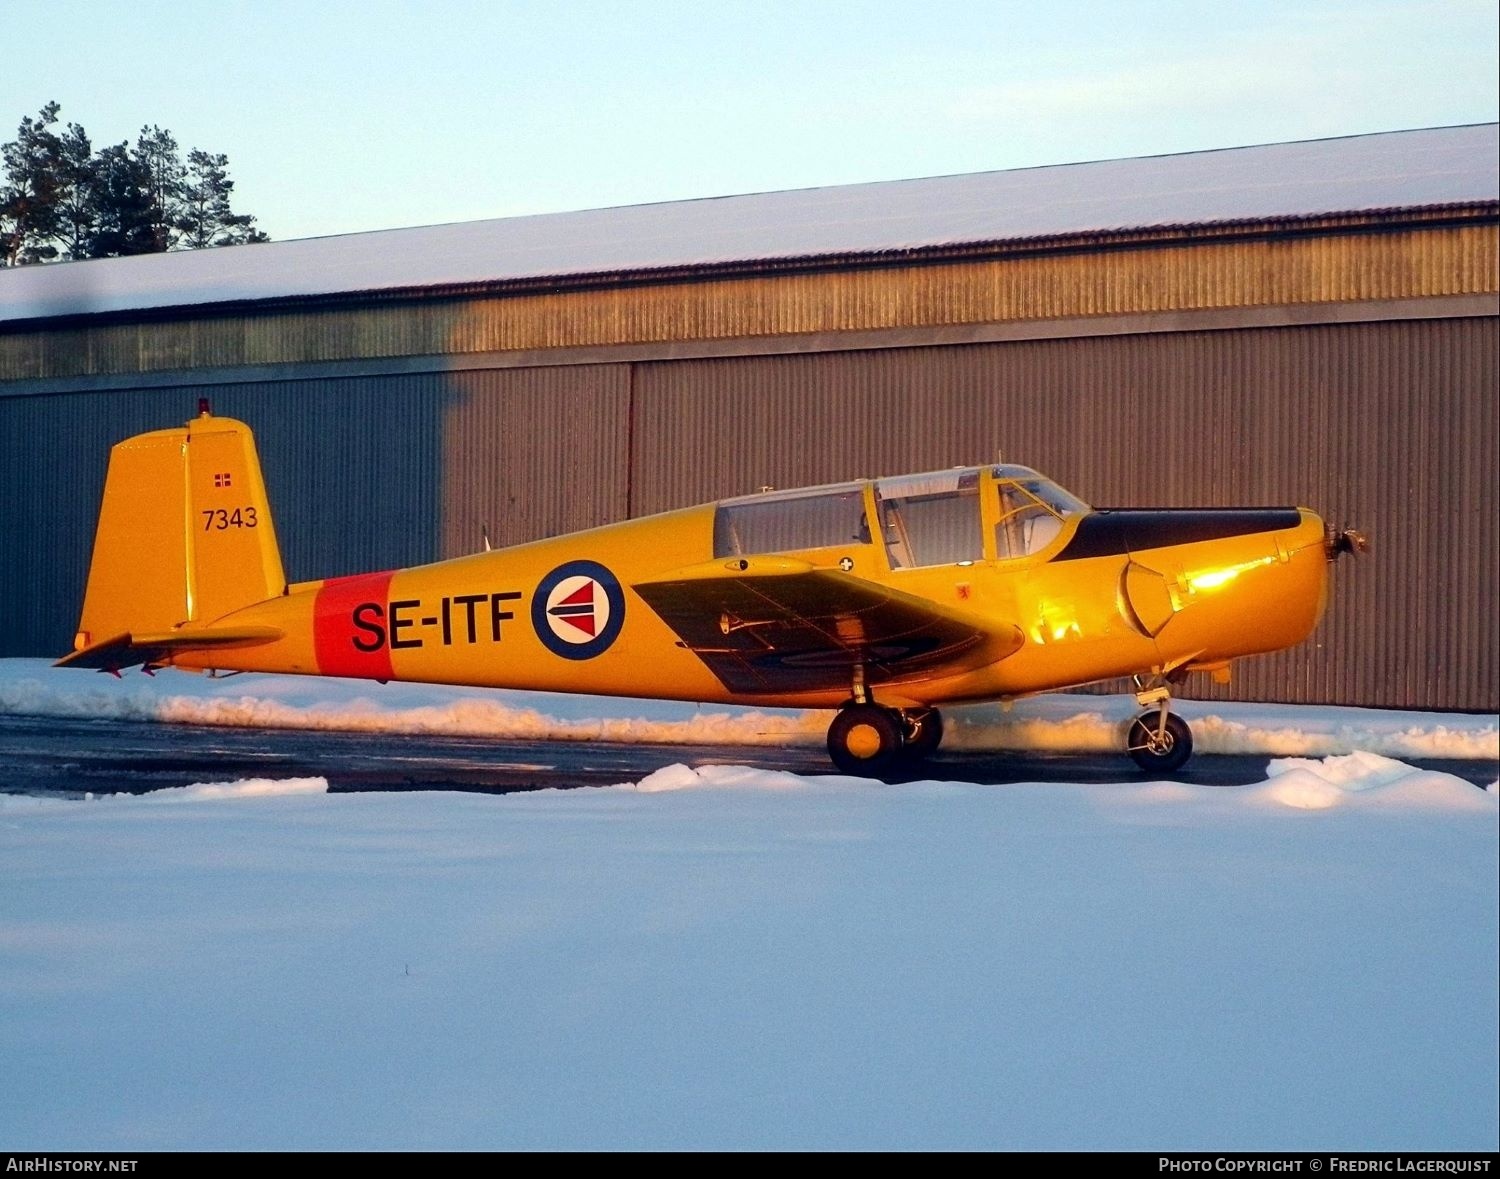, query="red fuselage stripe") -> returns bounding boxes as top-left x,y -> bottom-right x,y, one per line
314,571 -> 396,680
